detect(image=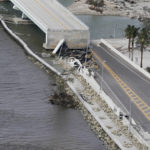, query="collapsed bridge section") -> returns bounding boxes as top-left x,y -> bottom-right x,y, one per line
10,0 -> 90,49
